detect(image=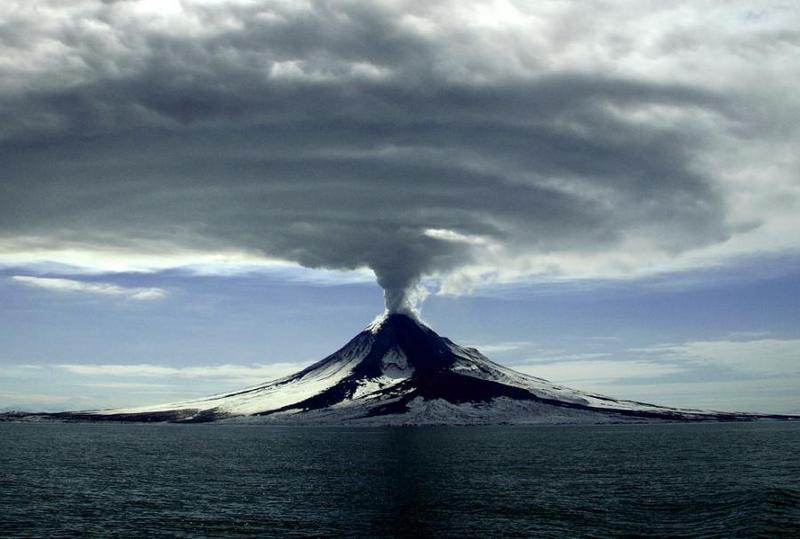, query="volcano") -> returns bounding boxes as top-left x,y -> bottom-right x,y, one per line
15,313 -> 795,424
